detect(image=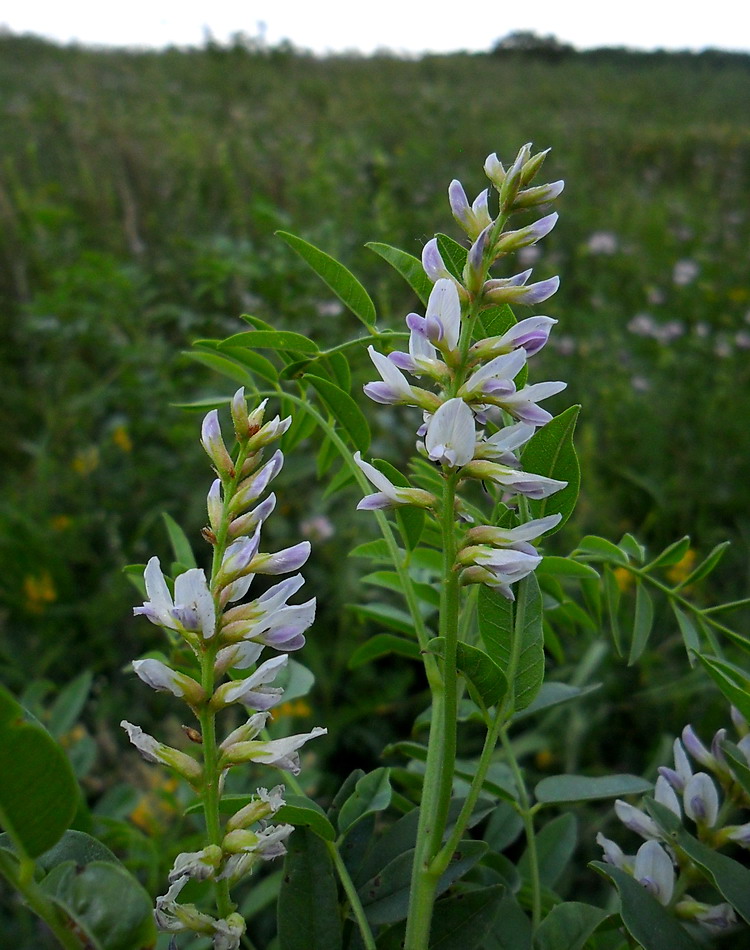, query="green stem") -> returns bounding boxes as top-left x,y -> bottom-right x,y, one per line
431,706 -> 504,876
404,473 -> 461,950
327,841 -> 377,950
0,852 -> 83,950
500,729 -> 542,930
